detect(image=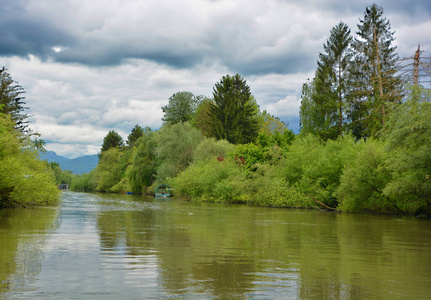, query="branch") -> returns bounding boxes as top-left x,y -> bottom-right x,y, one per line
309,195 -> 338,211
